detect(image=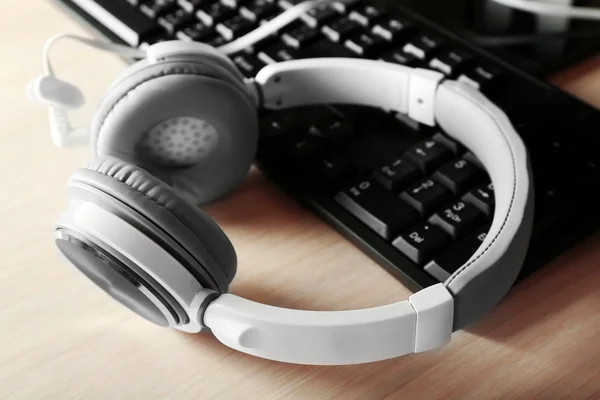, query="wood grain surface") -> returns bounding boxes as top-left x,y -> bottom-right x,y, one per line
1,2 -> 599,399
